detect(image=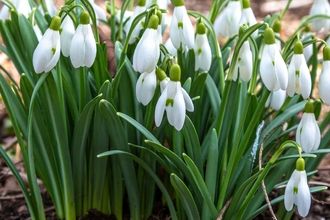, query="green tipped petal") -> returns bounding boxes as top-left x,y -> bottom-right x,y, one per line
49,16 -> 61,31
323,46 -> 330,61
304,100 -> 314,113
294,41 -> 303,54
170,64 -> 181,82
296,158 -> 305,171
264,27 -> 275,45
80,11 -> 90,25
148,15 -> 159,30
197,22 -> 206,35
